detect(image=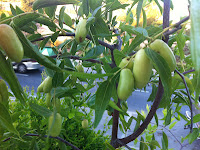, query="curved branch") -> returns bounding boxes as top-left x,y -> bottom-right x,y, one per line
175,69 -> 193,132
115,79 -> 164,147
